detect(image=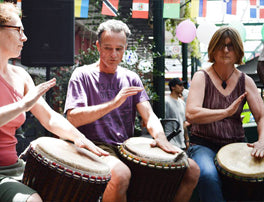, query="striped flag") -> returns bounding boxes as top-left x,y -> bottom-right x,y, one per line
190,0 -> 207,18
101,0 -> 119,17
163,0 -> 180,19
75,0 -> 89,18
250,0 -> 264,18
132,0 -> 149,19
224,0 -> 237,15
